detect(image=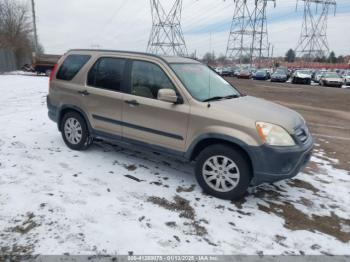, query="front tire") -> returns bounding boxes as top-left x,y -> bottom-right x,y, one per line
61,112 -> 92,151
195,144 -> 252,200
